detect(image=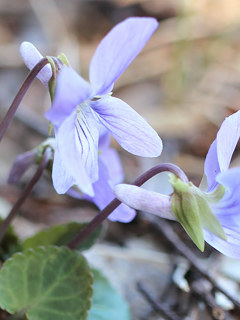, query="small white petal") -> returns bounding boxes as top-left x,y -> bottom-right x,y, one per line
114,184 -> 175,220
20,41 -> 52,86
